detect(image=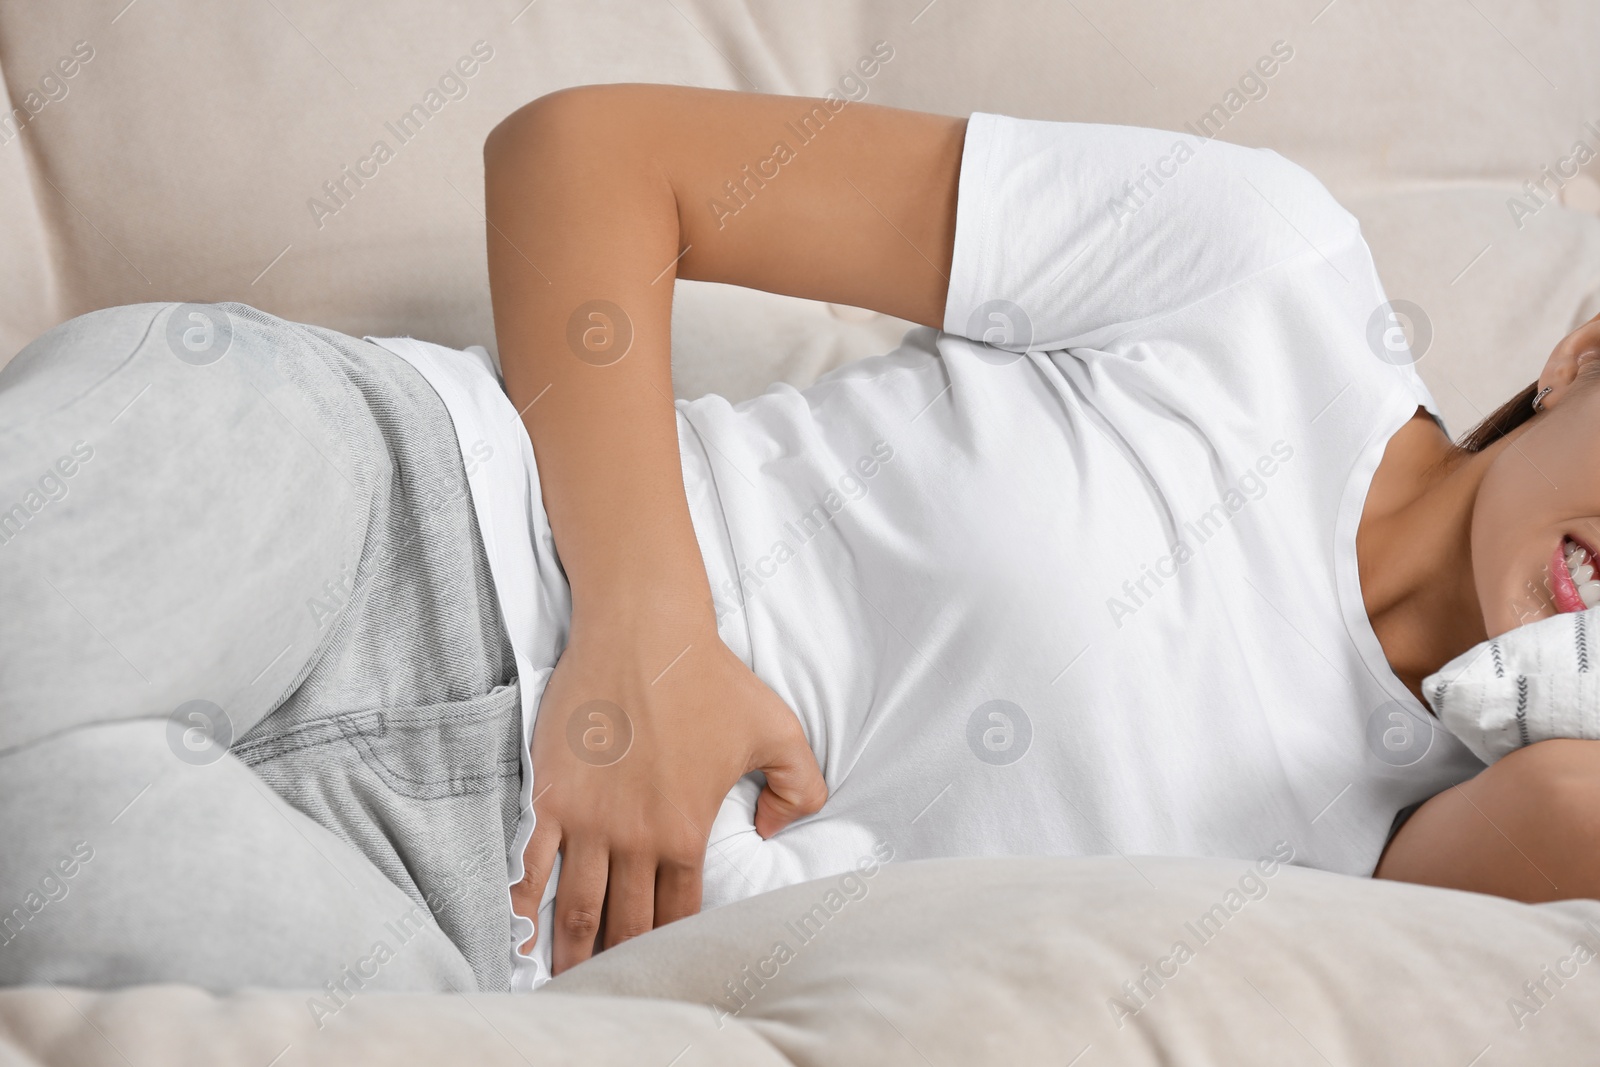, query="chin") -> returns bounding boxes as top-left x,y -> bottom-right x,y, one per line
1481,563 -> 1556,638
